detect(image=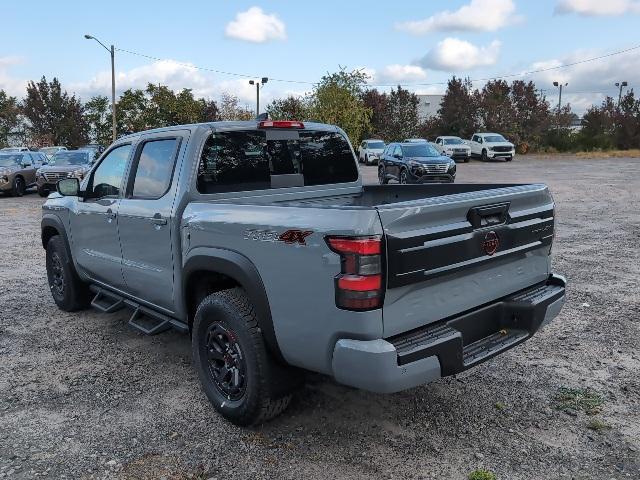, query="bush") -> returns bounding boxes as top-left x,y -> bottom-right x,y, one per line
469,469 -> 497,480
